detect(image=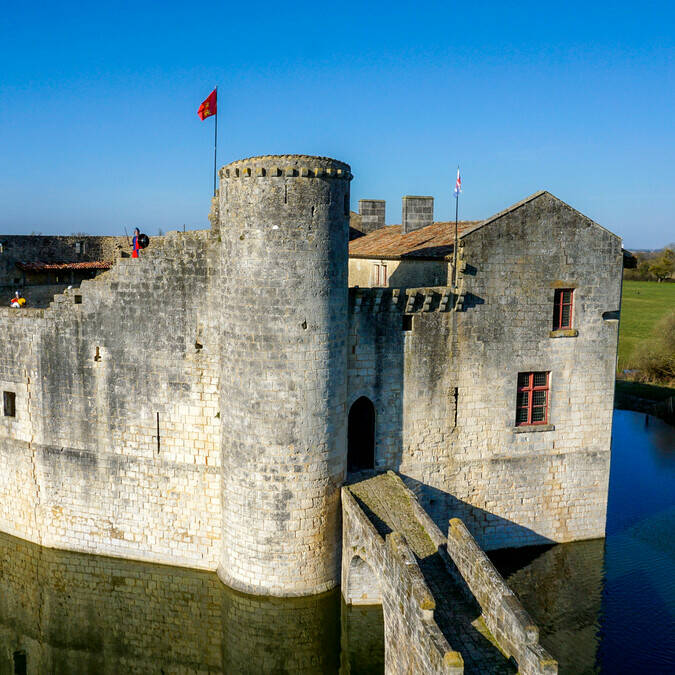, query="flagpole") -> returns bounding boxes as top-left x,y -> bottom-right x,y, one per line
453,167 -> 459,289
213,86 -> 218,197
